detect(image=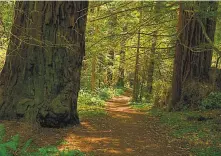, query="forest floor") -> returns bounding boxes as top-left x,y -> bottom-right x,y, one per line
1,92 -> 191,156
